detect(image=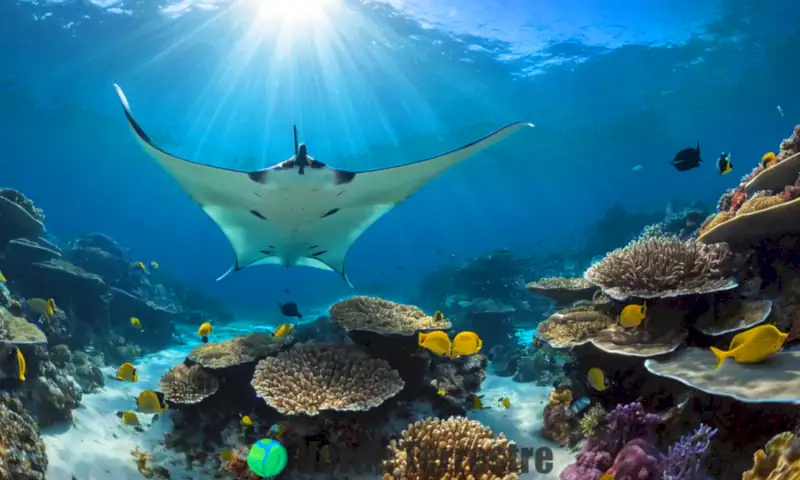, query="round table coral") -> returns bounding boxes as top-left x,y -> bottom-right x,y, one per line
250,342 -> 405,416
